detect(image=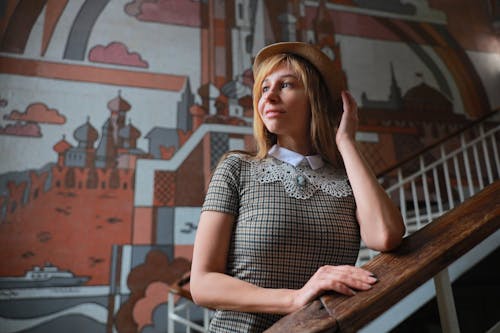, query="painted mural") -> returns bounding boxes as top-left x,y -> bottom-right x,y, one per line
0,0 -> 499,332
